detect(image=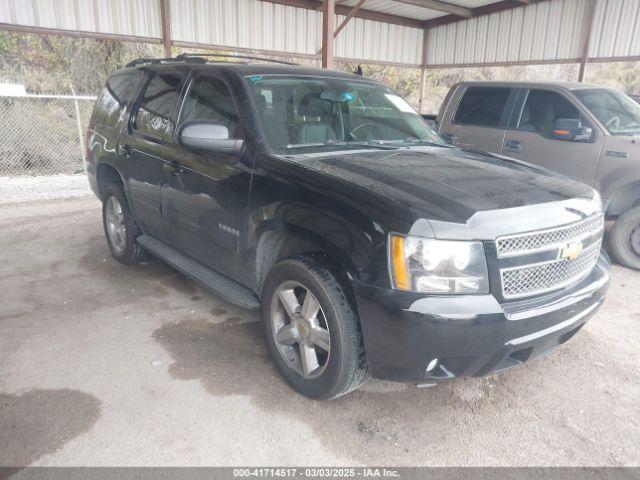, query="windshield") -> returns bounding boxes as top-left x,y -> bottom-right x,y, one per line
573,88 -> 640,135
245,75 -> 443,154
